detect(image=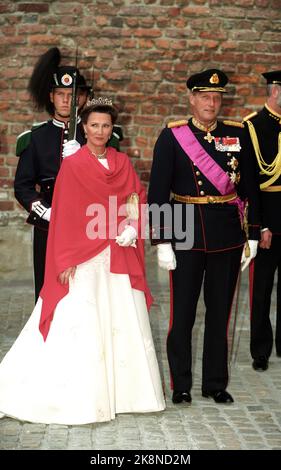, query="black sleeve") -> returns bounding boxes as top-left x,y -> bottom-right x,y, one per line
238,129 -> 261,240
148,128 -> 174,244
14,140 -> 42,212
